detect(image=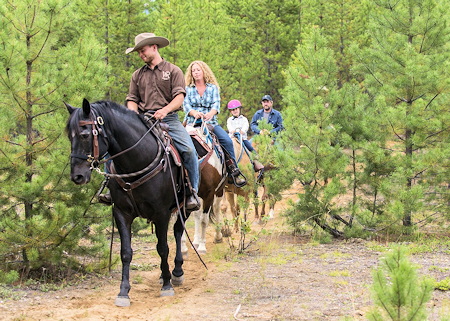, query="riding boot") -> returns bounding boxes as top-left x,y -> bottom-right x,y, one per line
225,159 -> 247,188
98,190 -> 112,205
252,160 -> 265,172
186,189 -> 201,211
97,179 -> 112,205
184,171 -> 200,211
